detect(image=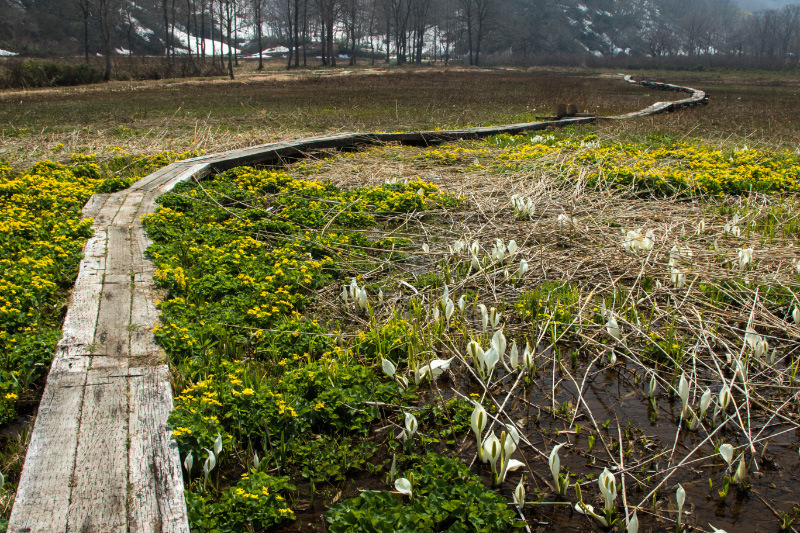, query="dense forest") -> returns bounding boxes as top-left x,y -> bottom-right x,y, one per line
1,0 -> 799,71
